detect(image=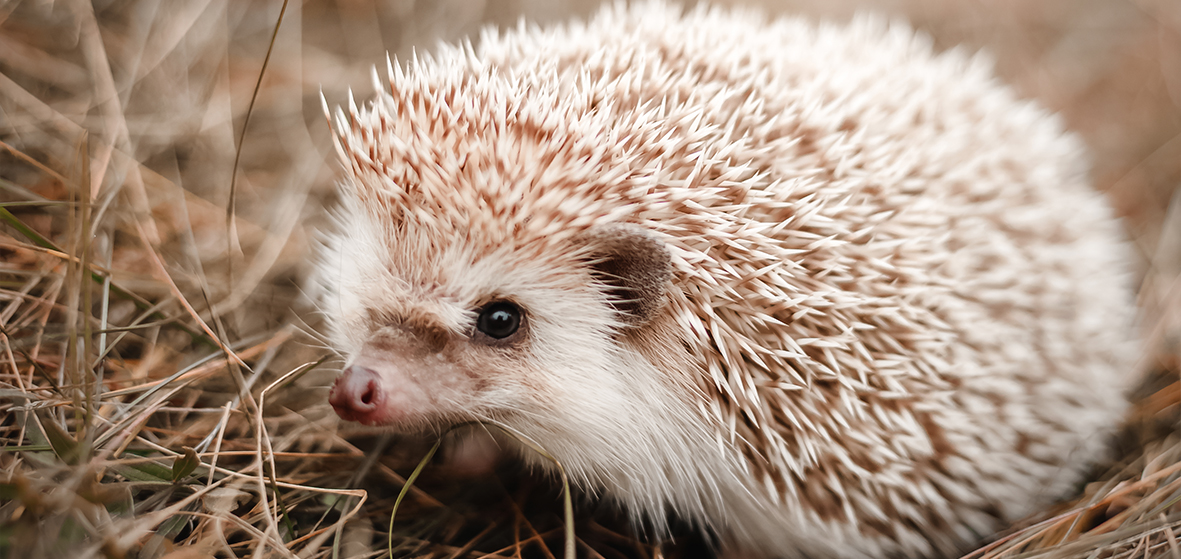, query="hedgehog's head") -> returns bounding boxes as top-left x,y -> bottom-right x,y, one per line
320,215 -> 677,436
315,62 -> 708,484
